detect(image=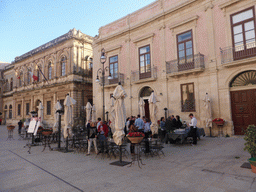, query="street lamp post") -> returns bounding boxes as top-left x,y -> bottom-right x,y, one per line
164,108 -> 168,121
96,48 -> 112,122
